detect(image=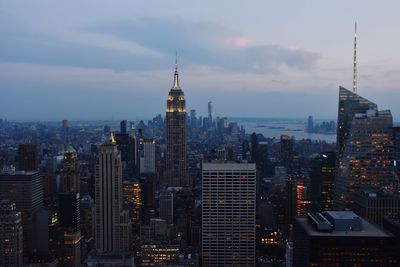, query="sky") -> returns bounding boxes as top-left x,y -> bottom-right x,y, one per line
1,0 -> 400,121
